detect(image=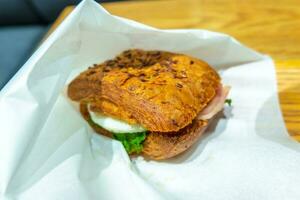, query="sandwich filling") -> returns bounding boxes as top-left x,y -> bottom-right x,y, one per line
88,104 -> 146,133
87,105 -> 147,153
87,85 -> 230,154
